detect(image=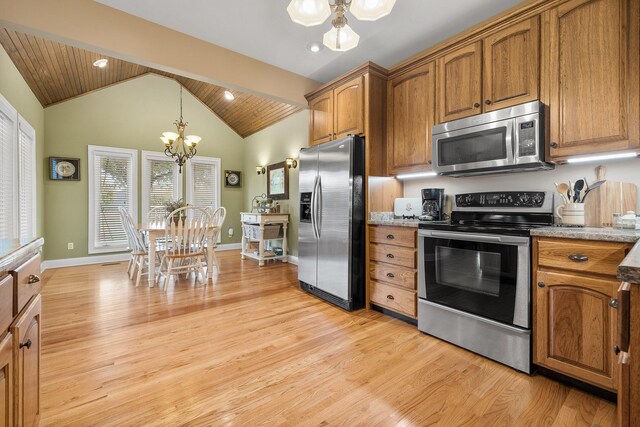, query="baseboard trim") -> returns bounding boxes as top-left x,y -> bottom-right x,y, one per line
42,253 -> 130,270
217,243 -> 242,251
288,255 -> 298,265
